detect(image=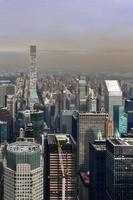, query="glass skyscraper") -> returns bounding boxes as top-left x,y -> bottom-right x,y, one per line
113,105 -> 127,135
106,138 -> 133,200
